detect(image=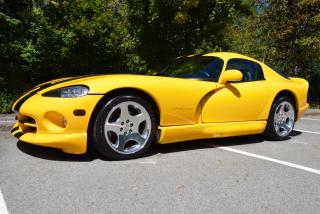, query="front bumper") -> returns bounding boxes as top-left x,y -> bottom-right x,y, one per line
11,93 -> 103,154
